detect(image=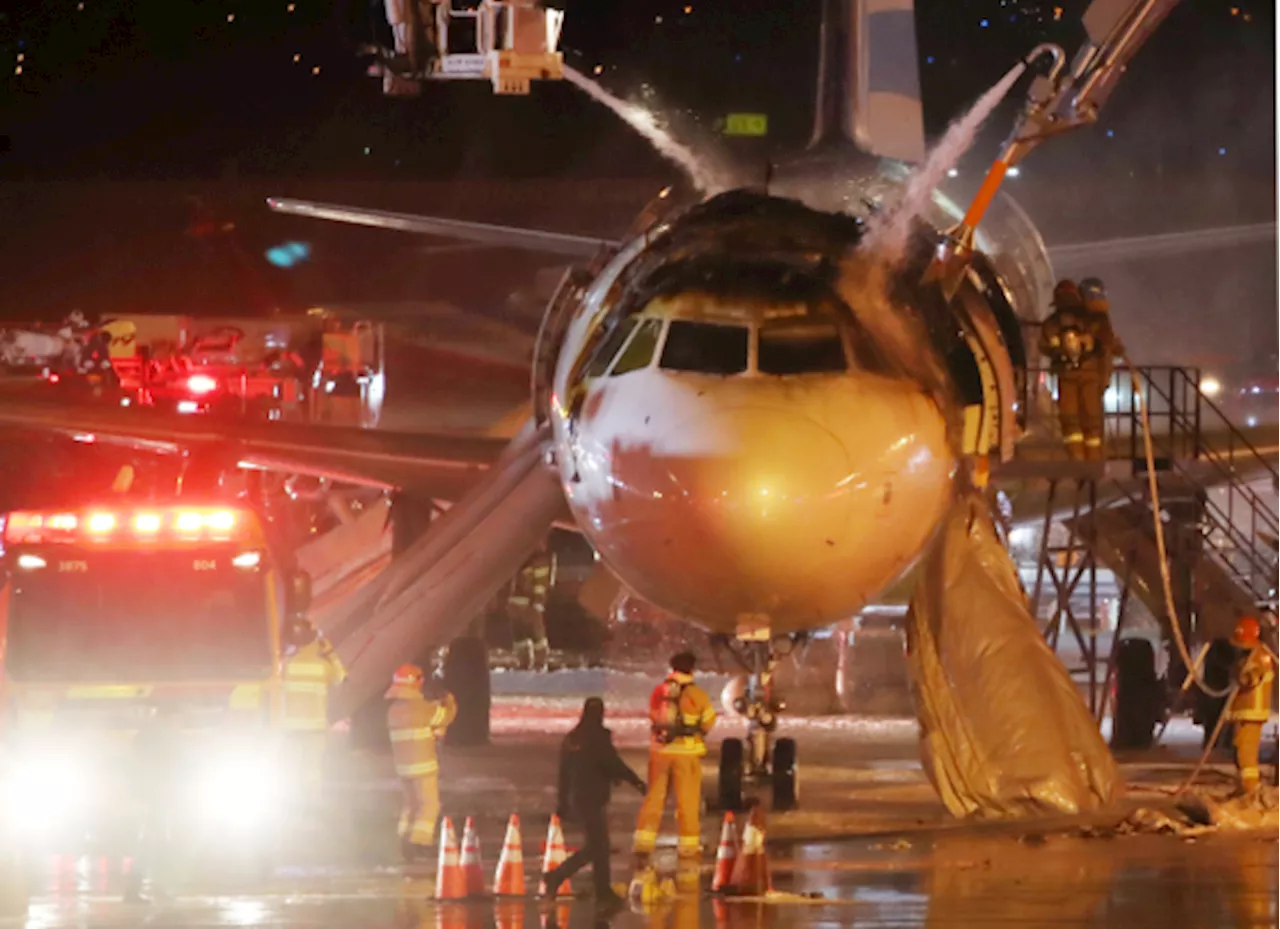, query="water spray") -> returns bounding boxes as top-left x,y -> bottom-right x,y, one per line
863,61 -> 1028,264
928,0 -> 1183,299
562,65 -> 731,195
